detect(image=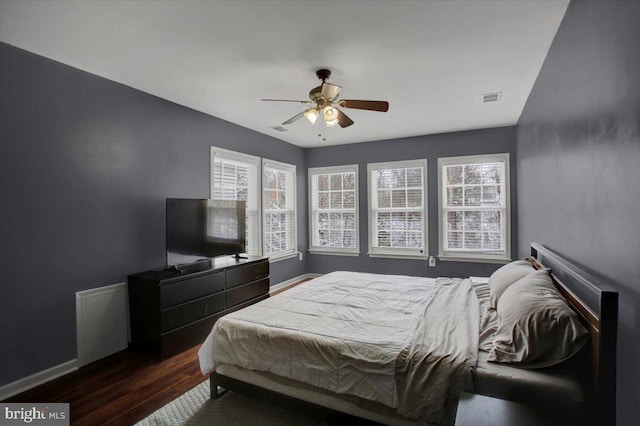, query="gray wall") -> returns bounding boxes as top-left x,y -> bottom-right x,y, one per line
305,126 -> 517,278
0,43 -> 307,386
516,1 -> 640,425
